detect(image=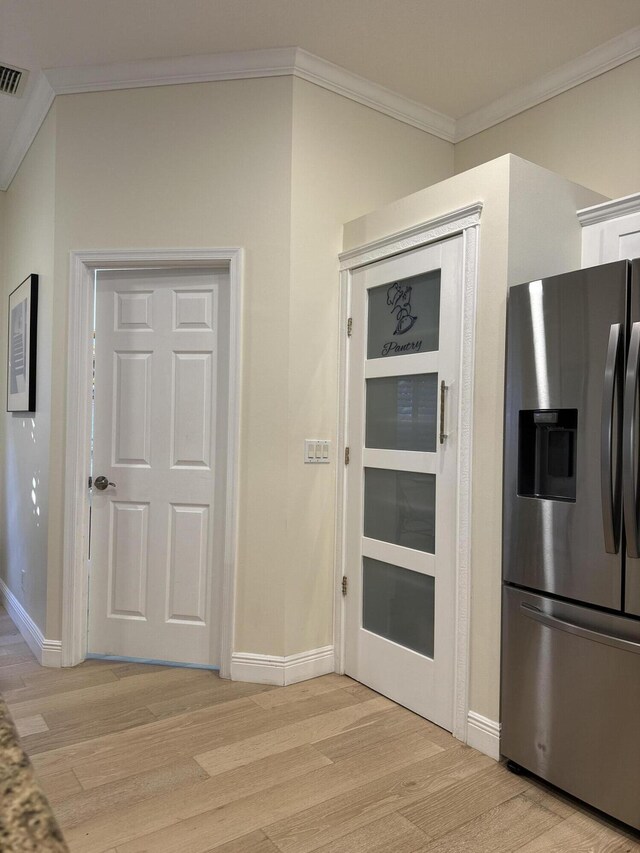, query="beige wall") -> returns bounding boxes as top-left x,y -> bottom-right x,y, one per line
50,78 -> 295,651
454,58 -> 640,200
1,75 -> 454,658
1,59 -> 622,716
0,106 -> 57,634
343,155 -> 604,721
286,79 -> 453,655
